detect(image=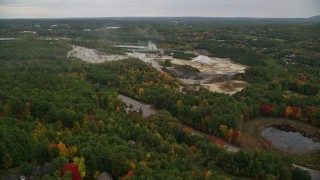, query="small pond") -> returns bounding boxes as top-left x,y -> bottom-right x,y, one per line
261,124 -> 320,153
